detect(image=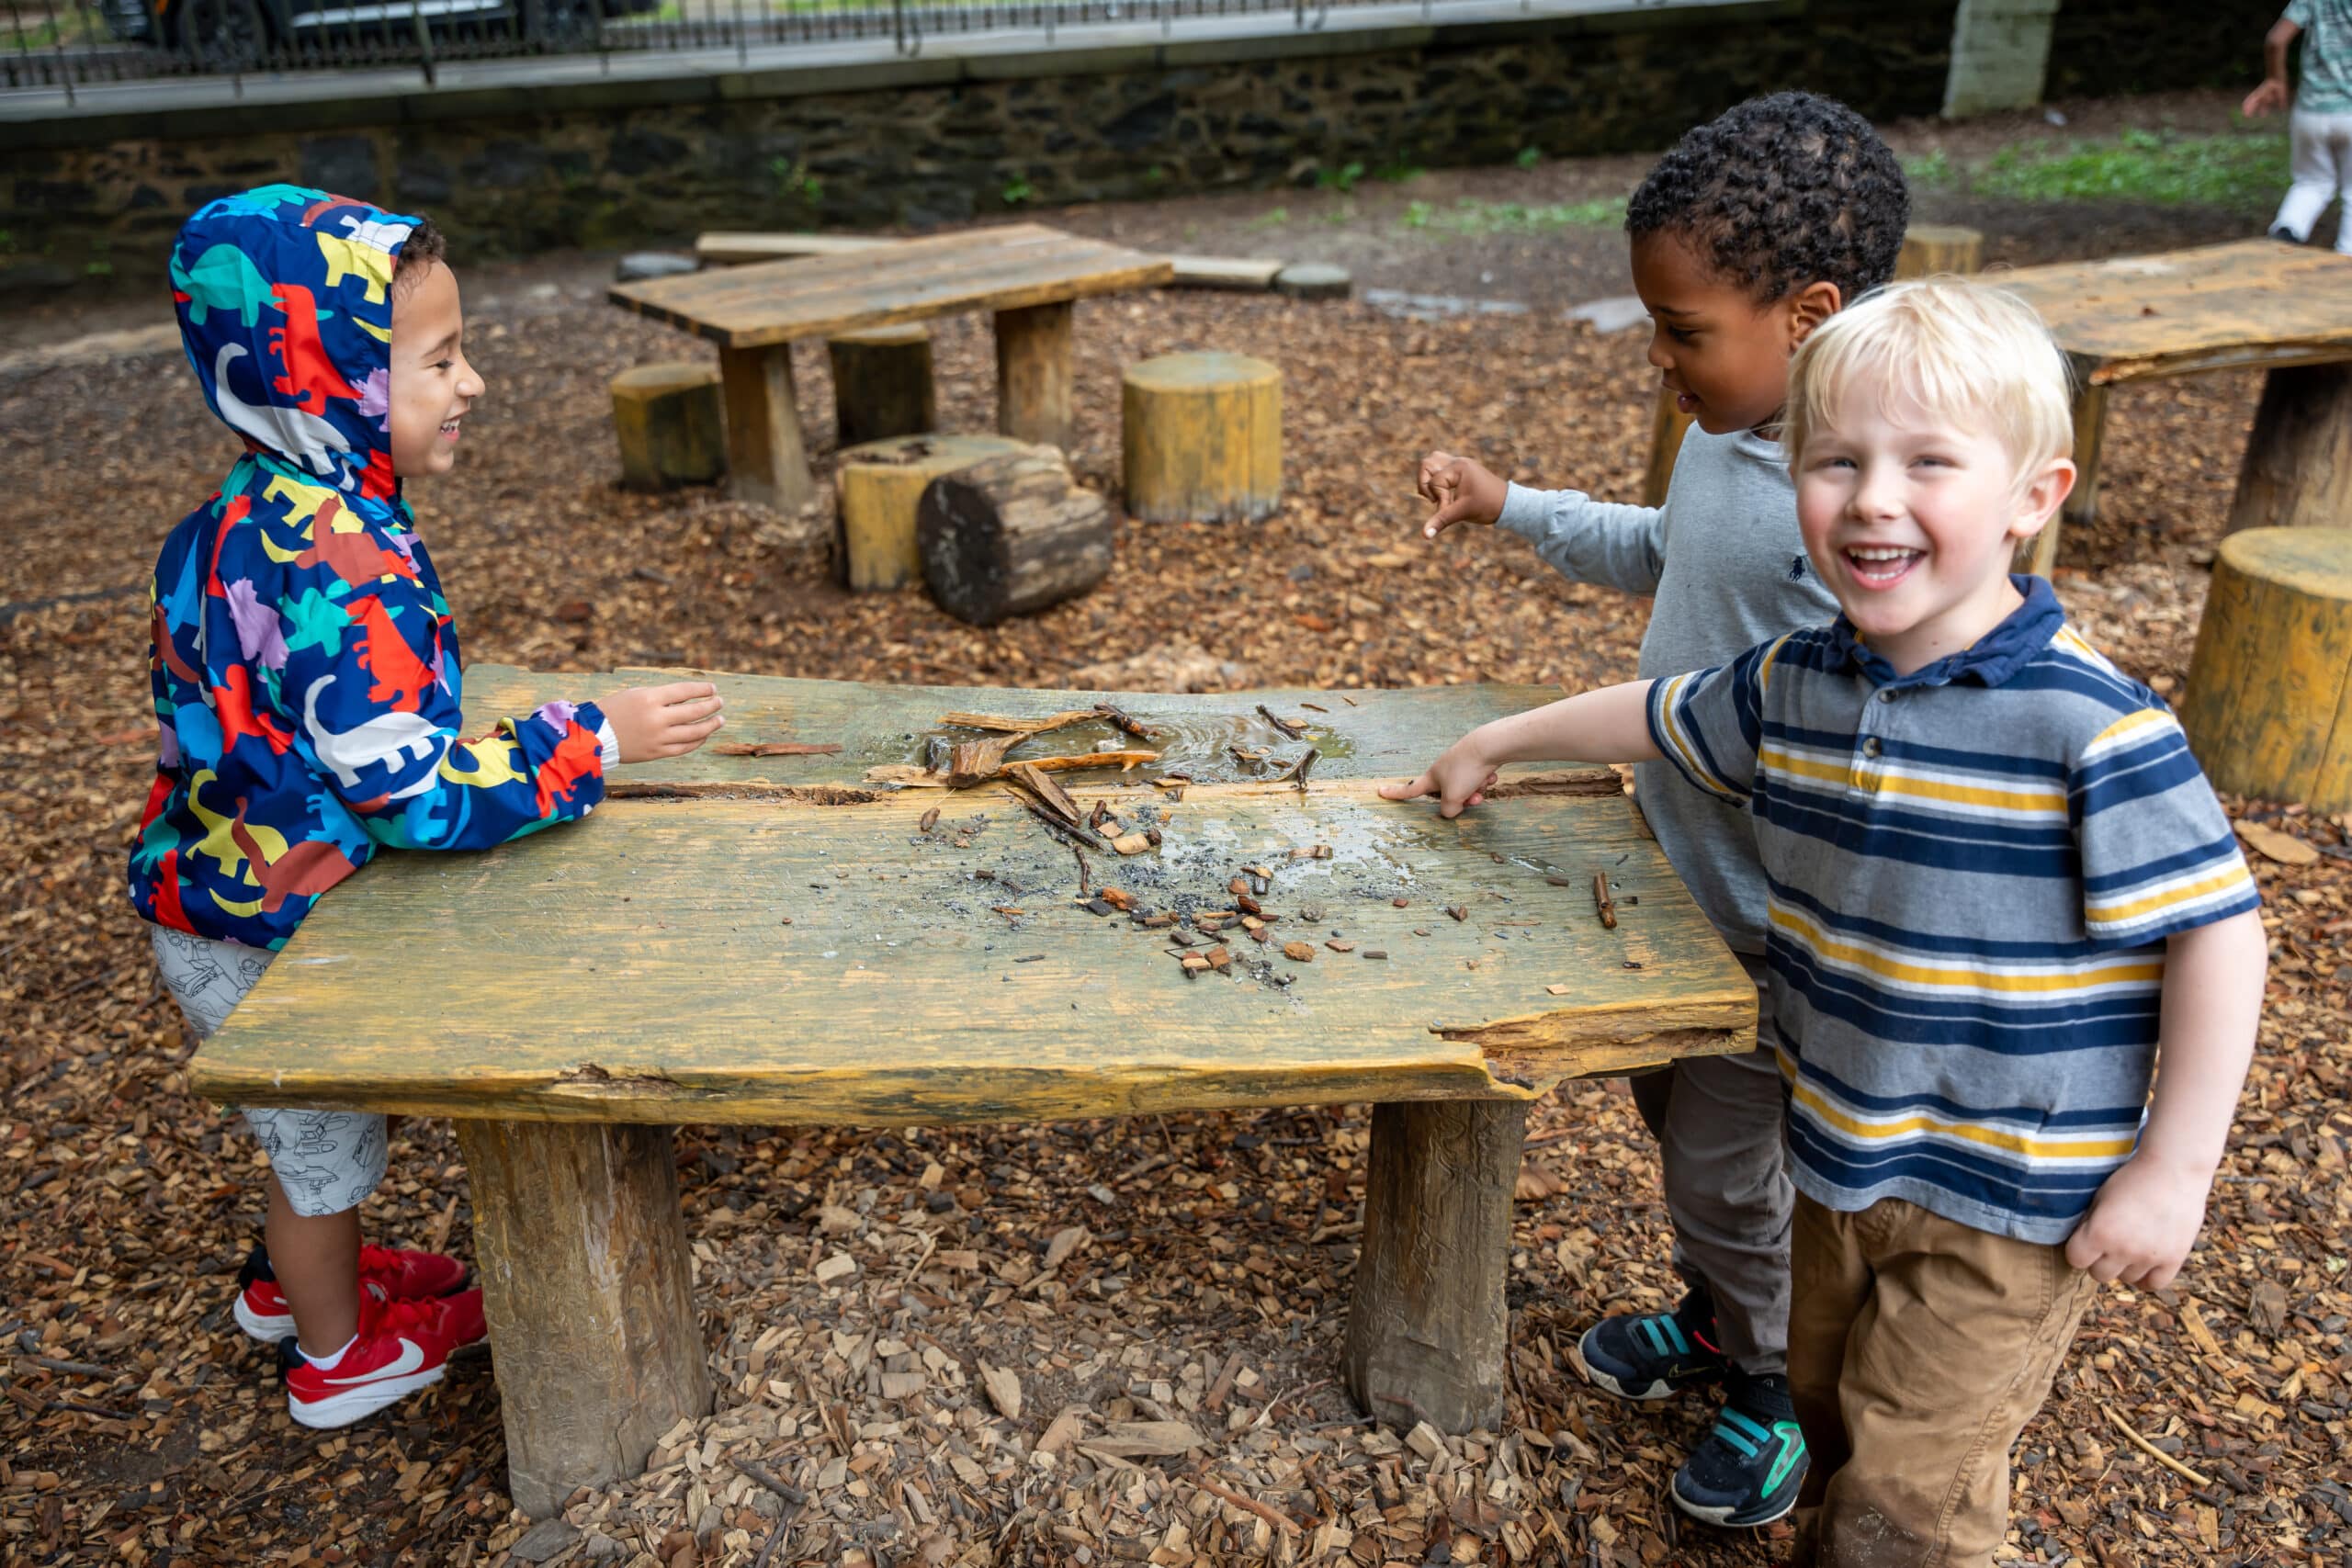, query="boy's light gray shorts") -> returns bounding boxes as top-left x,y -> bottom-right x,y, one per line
149,925 -> 388,1219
